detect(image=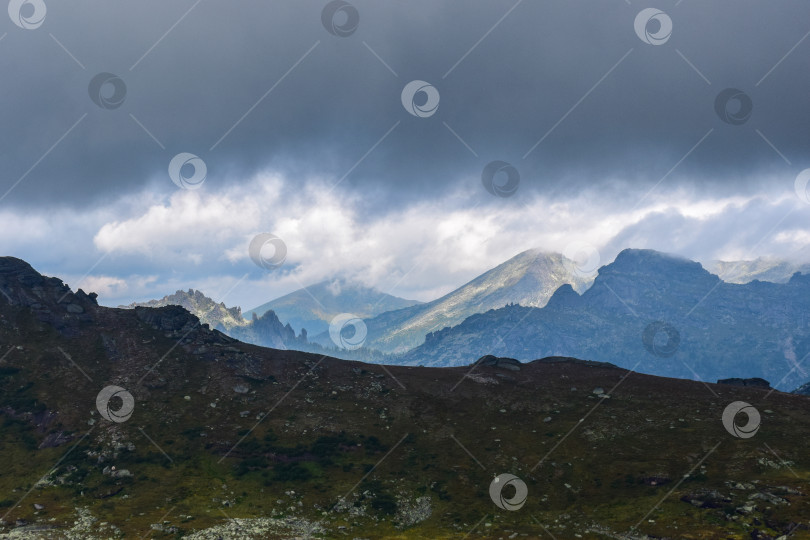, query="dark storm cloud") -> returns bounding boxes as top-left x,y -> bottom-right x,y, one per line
1,0 -> 809,212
